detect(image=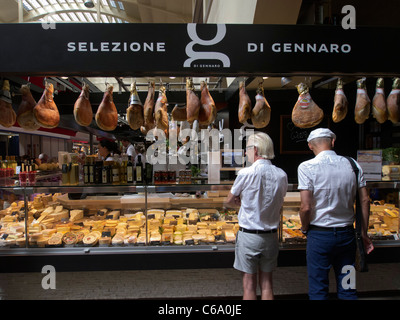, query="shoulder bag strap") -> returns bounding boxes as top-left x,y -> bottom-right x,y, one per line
343,156 -> 362,234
